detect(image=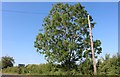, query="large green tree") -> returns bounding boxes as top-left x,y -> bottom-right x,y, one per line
34,3 -> 102,69
1,56 -> 15,69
